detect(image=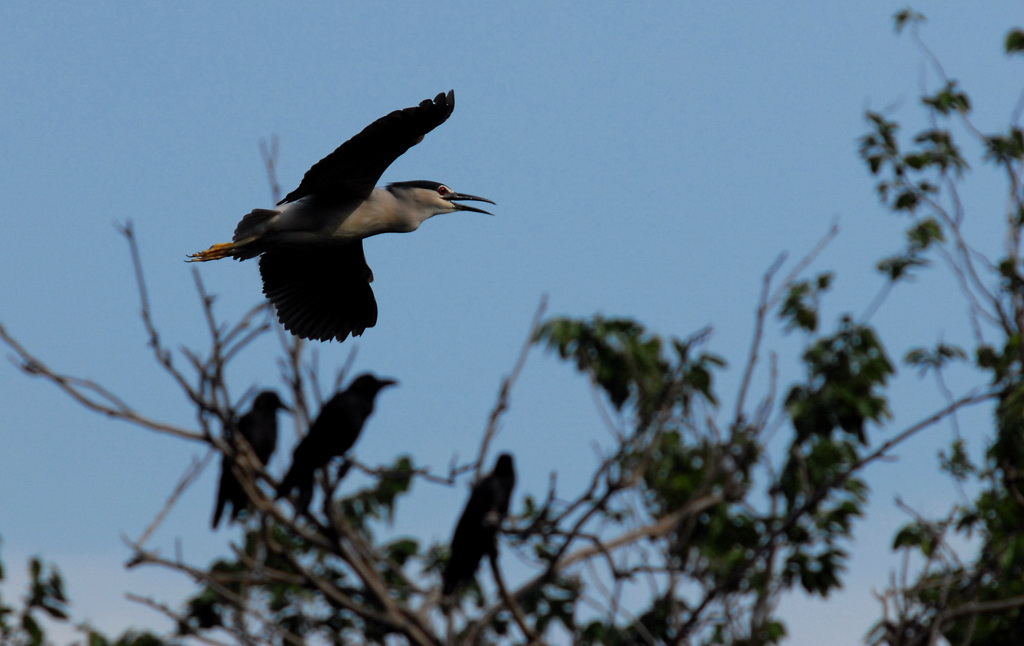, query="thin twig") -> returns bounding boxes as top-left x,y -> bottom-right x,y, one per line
259,135 -> 281,205
124,594 -> 232,646
0,322 -> 205,442
474,294 -> 547,481
734,252 -> 787,422
488,552 -> 540,644
136,448 -> 216,547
